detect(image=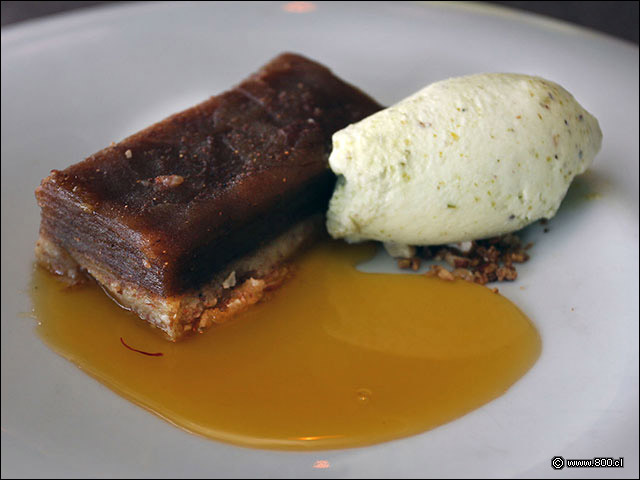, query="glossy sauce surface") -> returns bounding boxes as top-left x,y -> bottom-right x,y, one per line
31,241 -> 541,450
